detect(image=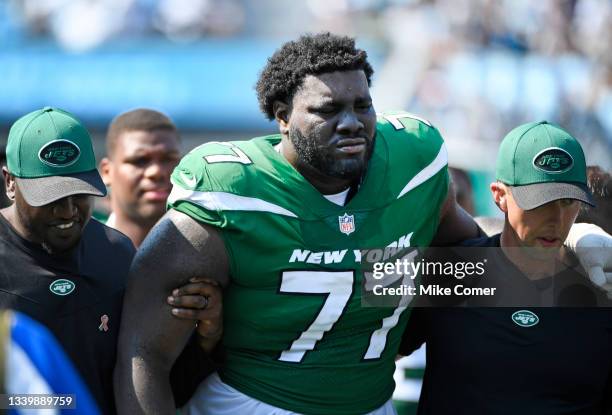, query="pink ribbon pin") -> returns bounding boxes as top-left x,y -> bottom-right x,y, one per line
98,314 -> 109,332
